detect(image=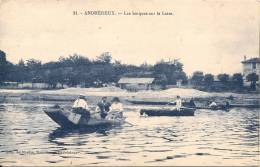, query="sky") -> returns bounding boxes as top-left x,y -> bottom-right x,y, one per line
0,0 -> 259,75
